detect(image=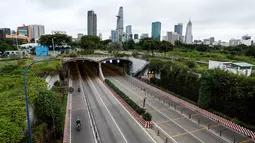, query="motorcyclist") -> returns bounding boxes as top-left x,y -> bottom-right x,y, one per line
76,118 -> 81,127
